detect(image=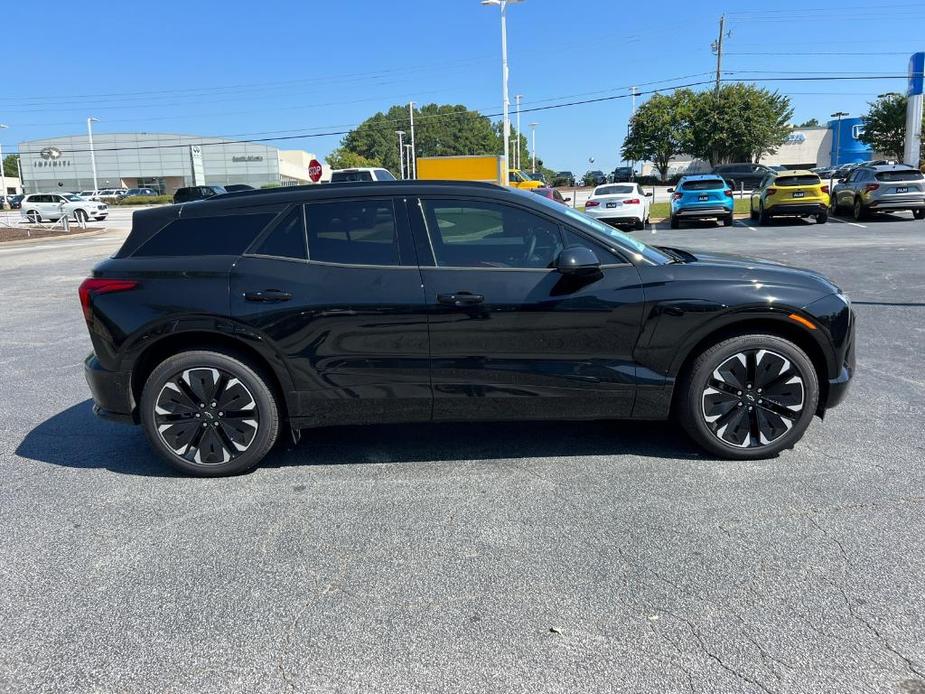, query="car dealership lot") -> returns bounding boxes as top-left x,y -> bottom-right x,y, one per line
1,217 -> 924,693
